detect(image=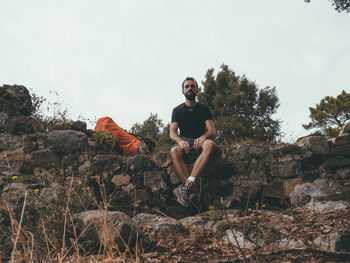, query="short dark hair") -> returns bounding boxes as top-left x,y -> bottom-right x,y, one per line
182,77 -> 198,90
